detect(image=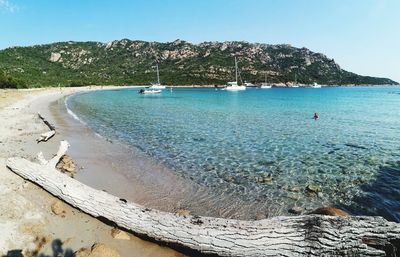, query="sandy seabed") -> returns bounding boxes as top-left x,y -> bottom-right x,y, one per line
0,87 -> 185,257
